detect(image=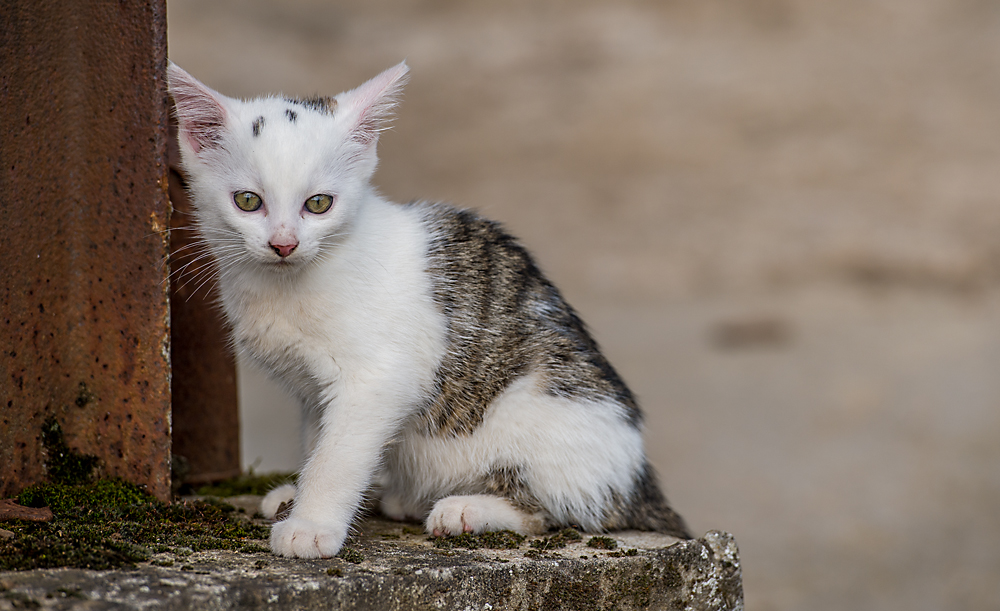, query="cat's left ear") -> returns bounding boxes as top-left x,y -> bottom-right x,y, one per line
338,61 -> 410,148
167,62 -> 230,155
